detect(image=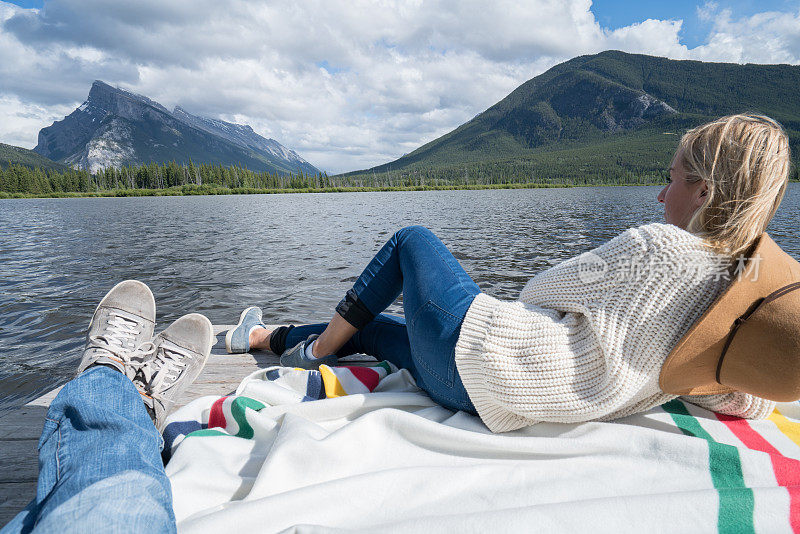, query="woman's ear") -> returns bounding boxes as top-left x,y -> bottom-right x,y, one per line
694,180 -> 709,208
